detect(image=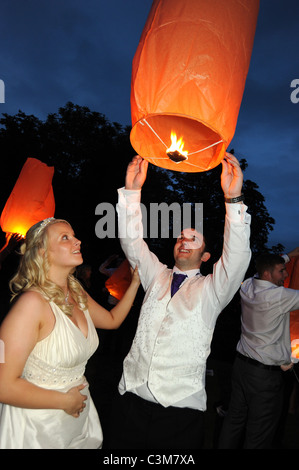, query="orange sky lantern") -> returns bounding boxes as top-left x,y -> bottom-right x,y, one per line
105,259 -> 132,301
130,0 -> 260,172
0,158 -> 55,237
285,256 -> 299,362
